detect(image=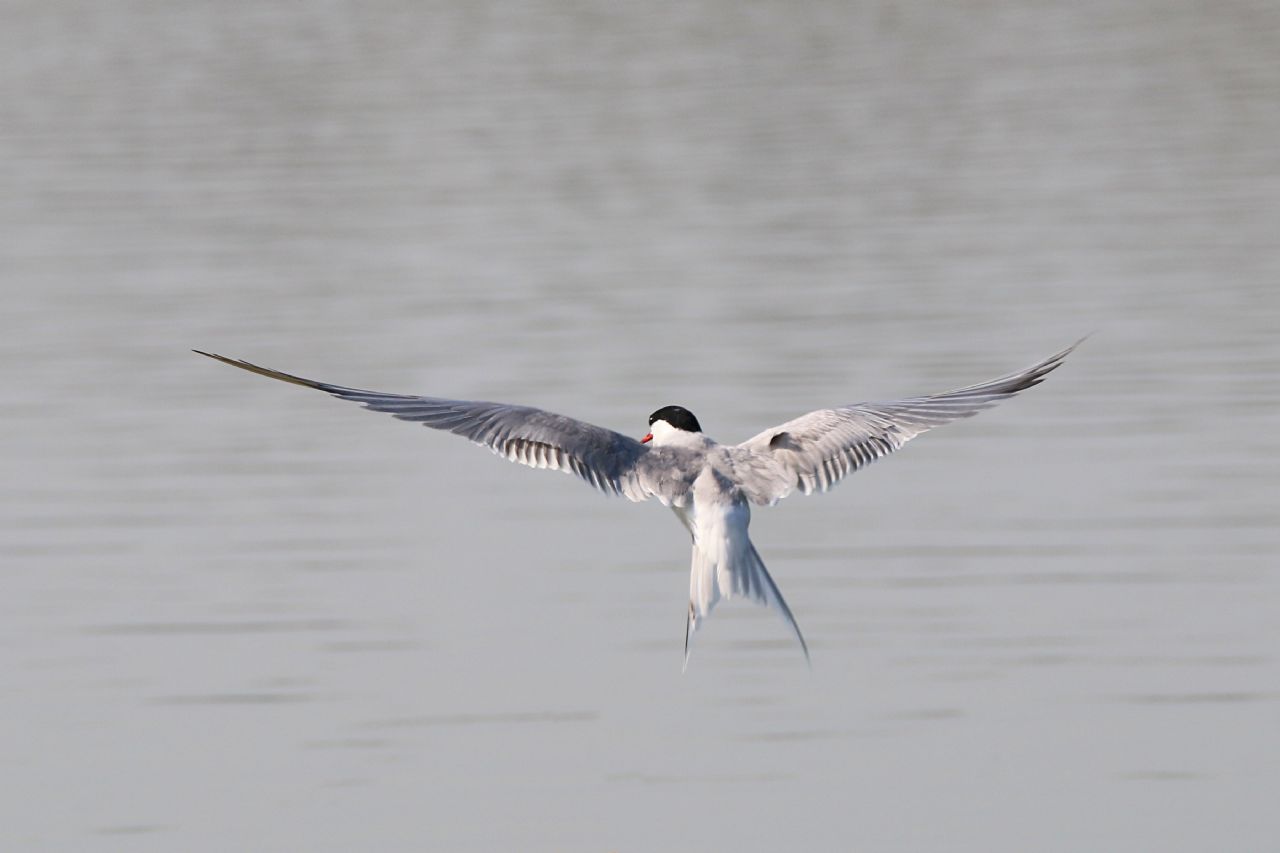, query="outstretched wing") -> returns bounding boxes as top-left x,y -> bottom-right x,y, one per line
733,341 -> 1080,505
195,351 -> 653,500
